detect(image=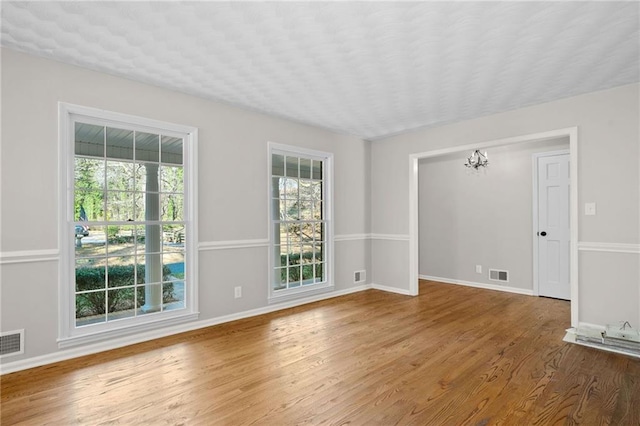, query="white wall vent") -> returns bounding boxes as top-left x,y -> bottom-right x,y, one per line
0,329 -> 24,357
489,269 -> 509,283
354,270 -> 366,283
